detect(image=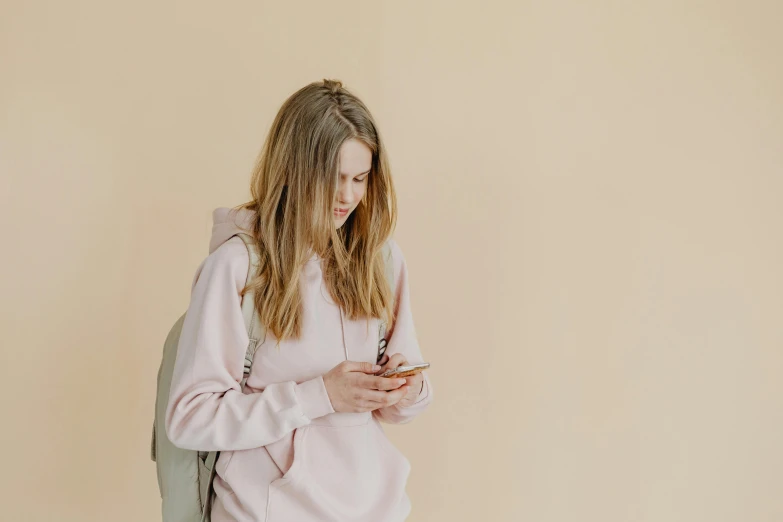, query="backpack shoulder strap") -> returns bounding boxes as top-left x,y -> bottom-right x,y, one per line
377,240 -> 396,362
234,233 -> 265,386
